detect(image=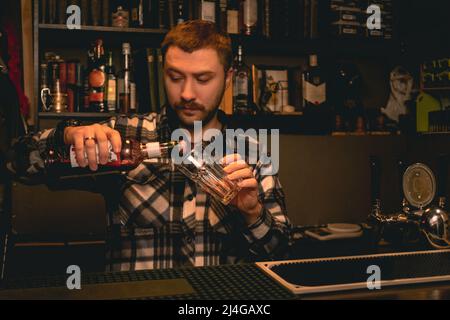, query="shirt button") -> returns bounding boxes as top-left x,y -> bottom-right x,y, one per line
185,237 -> 193,244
